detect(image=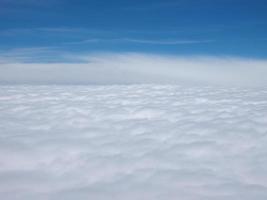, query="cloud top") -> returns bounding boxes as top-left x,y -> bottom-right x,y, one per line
1,84 -> 267,199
